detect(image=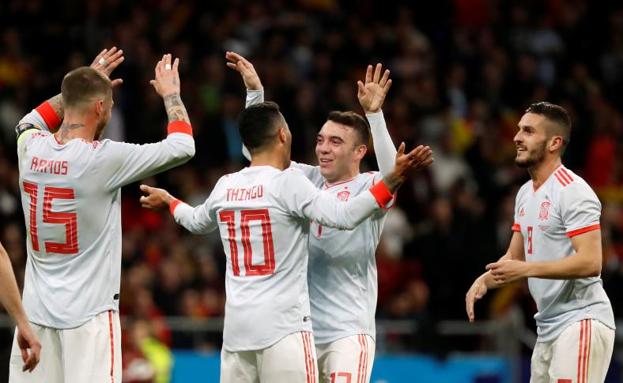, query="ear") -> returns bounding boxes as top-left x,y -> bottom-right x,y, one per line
94,99 -> 105,117
354,144 -> 368,160
278,127 -> 287,144
549,135 -> 564,153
